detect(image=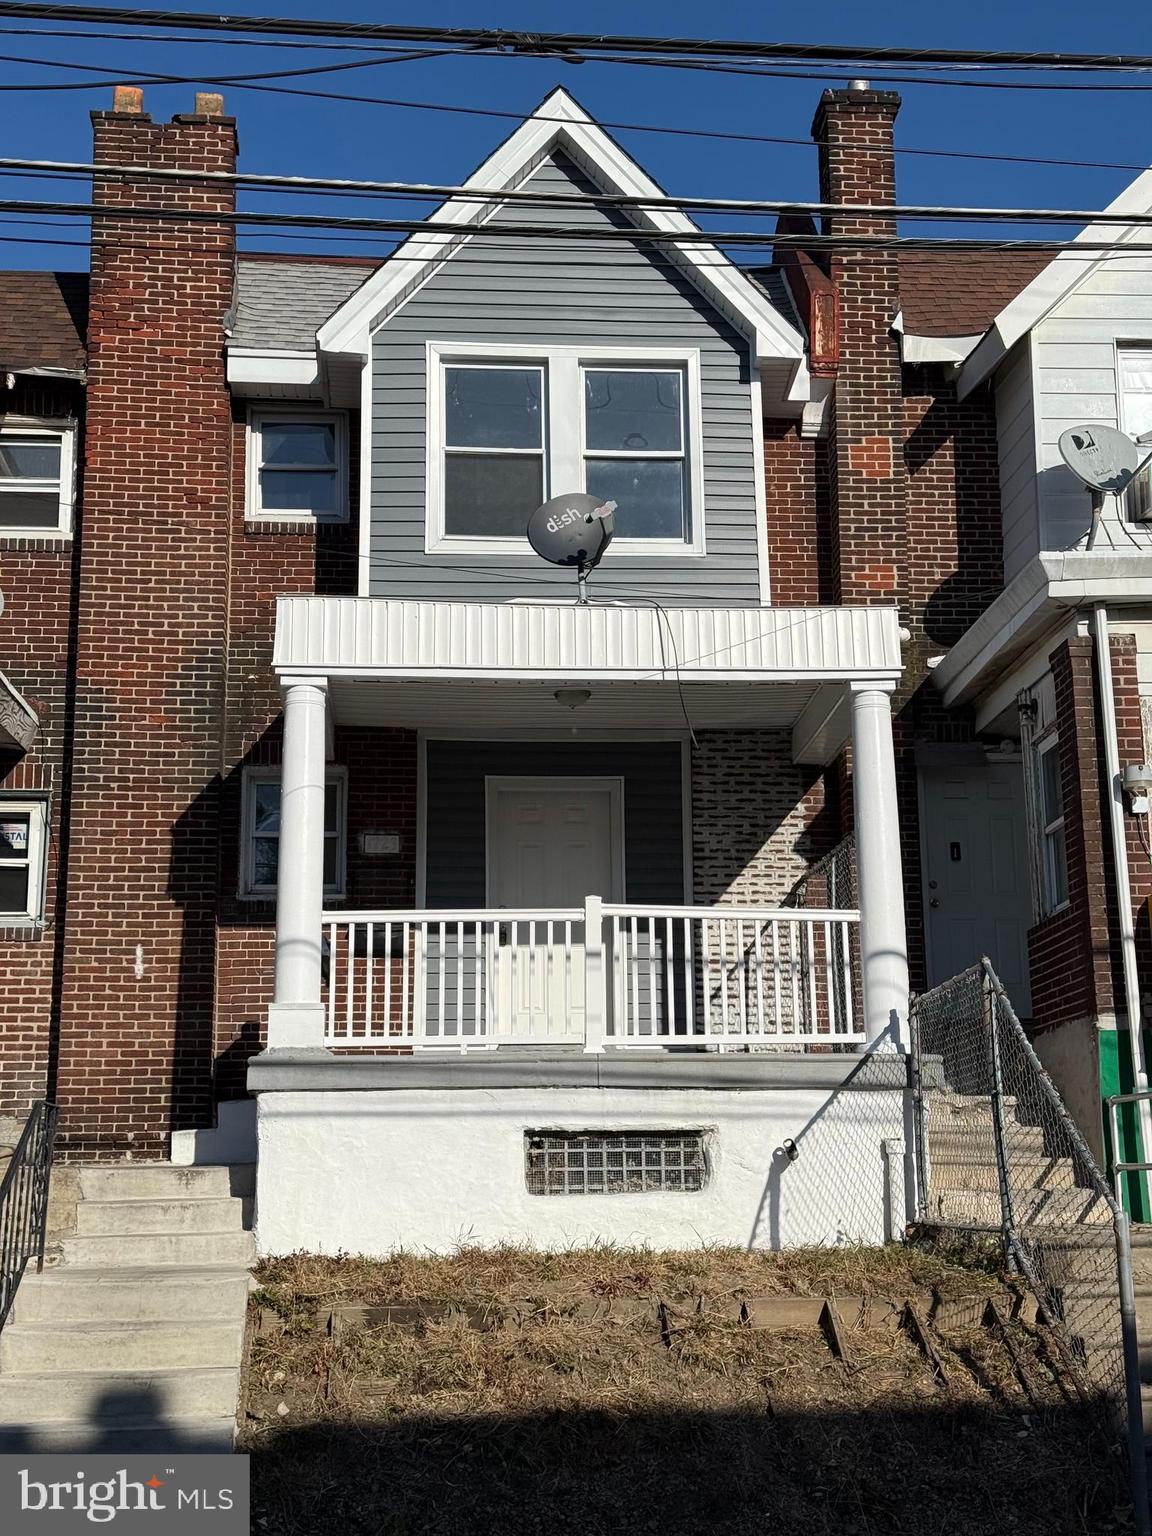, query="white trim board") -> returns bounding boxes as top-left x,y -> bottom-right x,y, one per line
958,165 -> 1152,399
316,88 -> 806,385
274,595 -> 904,684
